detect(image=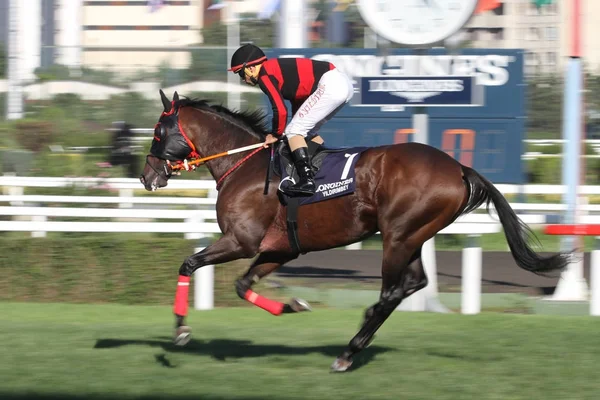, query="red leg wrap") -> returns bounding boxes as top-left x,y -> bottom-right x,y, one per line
174,275 -> 191,316
244,289 -> 284,316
